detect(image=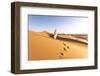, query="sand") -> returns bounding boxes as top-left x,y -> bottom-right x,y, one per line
28,31 -> 88,61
